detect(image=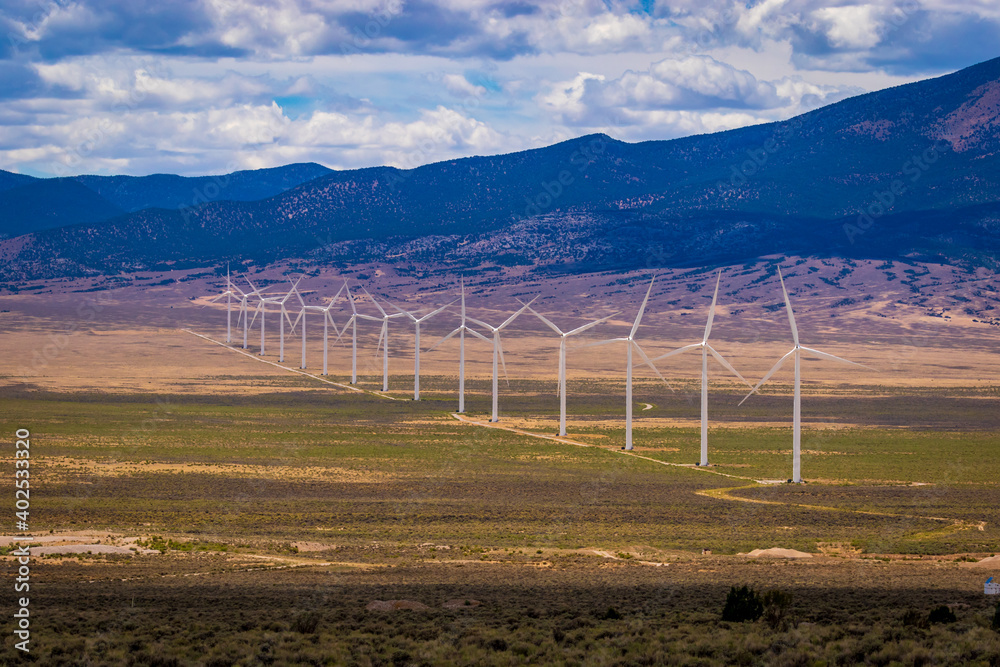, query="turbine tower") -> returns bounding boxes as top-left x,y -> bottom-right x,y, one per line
249,278 -> 300,359
739,266 -> 871,483
292,284 -> 345,373
427,278 -> 490,413
465,296 -> 537,423
332,282 -> 361,383
521,301 -> 616,436
209,266 -> 244,344
583,277 -> 669,451
391,299 -> 456,400
427,278 -> 491,413
649,270 -> 751,466
361,288 -> 406,392
242,276 -> 270,350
